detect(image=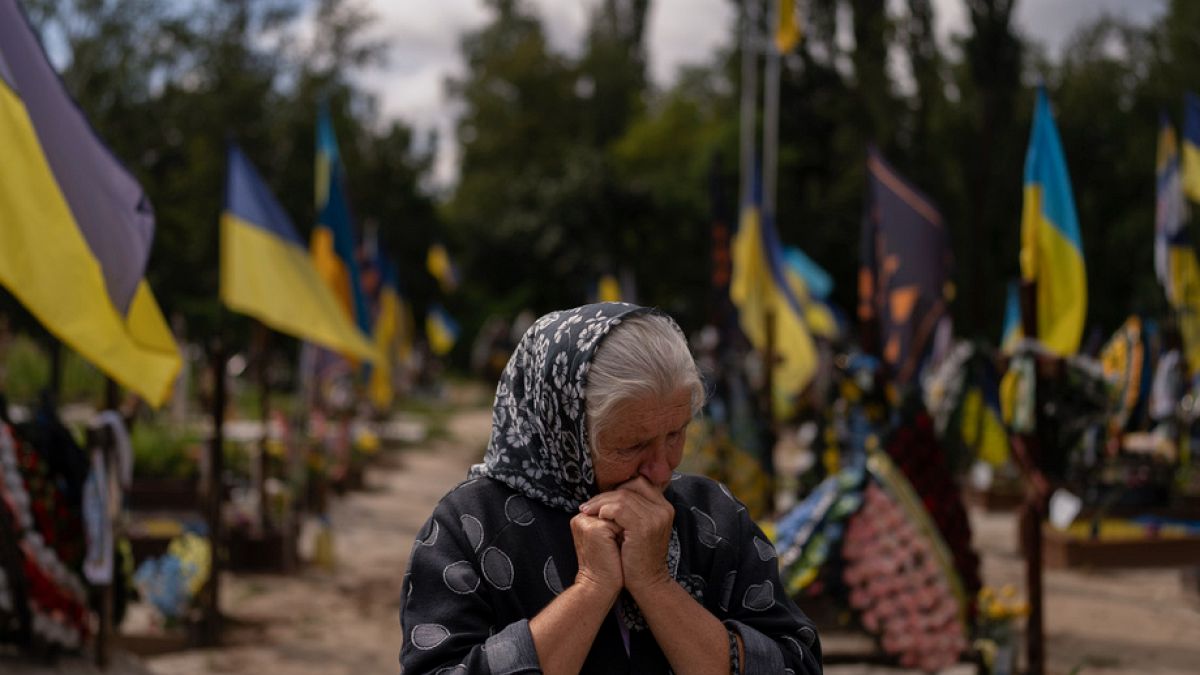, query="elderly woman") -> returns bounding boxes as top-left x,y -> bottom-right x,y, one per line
400,303 -> 822,674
